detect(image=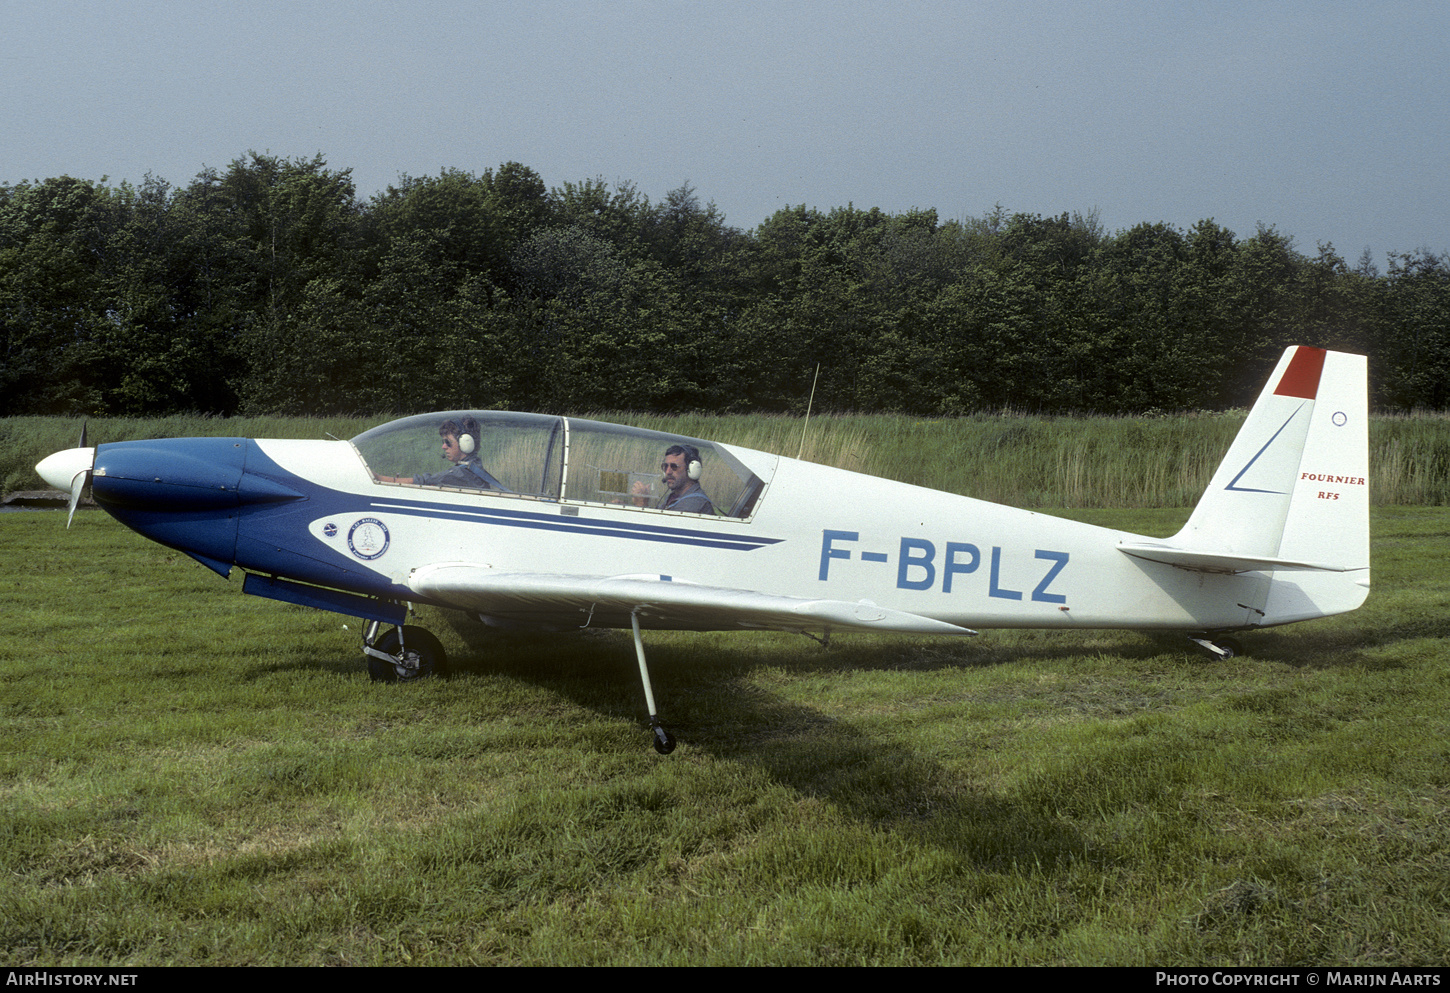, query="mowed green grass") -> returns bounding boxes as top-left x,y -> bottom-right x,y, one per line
2,506 -> 1448,966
